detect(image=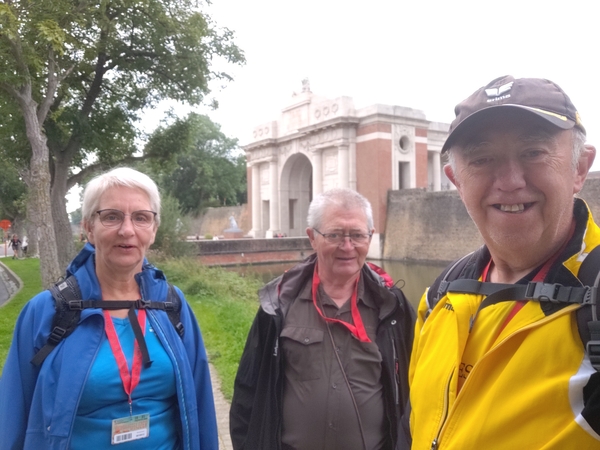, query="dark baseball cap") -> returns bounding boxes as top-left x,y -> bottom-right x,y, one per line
441,75 -> 586,153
